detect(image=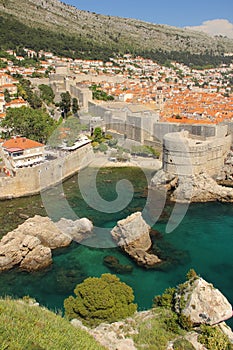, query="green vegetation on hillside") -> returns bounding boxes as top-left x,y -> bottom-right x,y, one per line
0,297 -> 104,350
0,10 -> 232,67
0,14 -> 116,62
